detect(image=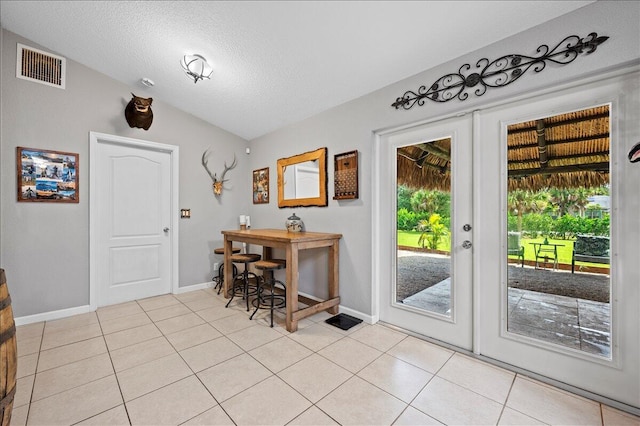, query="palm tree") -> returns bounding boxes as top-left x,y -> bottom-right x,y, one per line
573,187 -> 590,217
507,189 -> 546,233
548,188 -> 573,216
548,187 -> 589,217
410,189 -> 450,217
417,214 -> 449,250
